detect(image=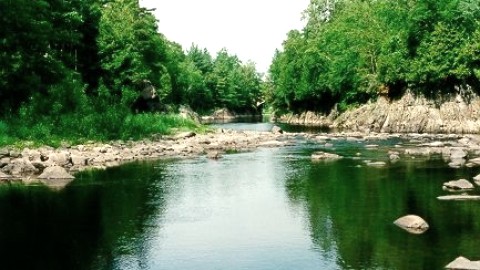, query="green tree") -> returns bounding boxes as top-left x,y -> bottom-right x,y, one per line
97,0 -> 168,99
